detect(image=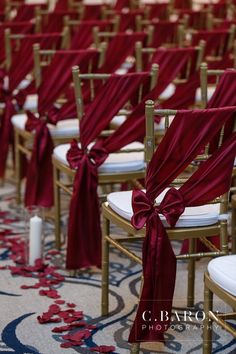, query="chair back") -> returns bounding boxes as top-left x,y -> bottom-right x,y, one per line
33,42 -> 106,88
72,63 -> 159,121
4,26 -> 70,71
135,40 -> 205,82
200,57 -> 236,108
144,101 -> 233,211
